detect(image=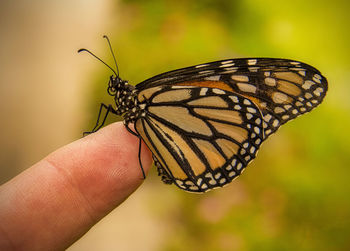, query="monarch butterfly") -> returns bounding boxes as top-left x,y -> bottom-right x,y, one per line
81,36 -> 328,193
